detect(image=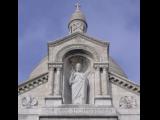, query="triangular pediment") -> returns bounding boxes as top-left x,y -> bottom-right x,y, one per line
48,32 -> 109,47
